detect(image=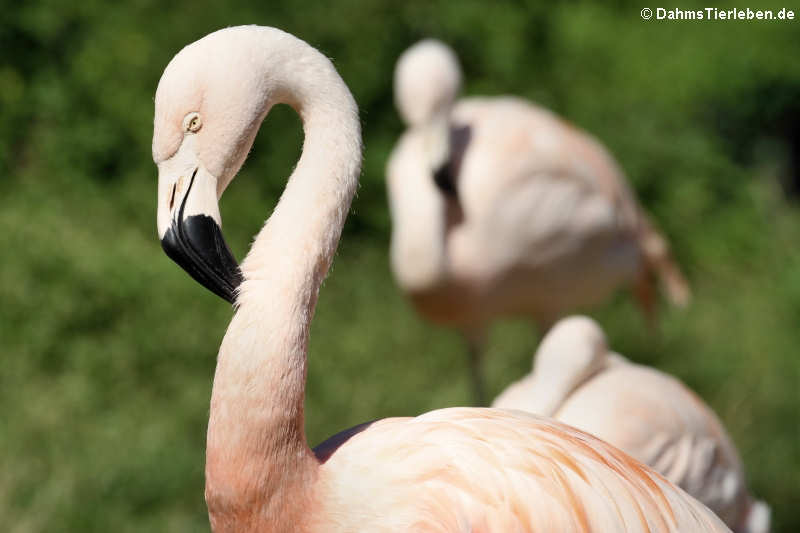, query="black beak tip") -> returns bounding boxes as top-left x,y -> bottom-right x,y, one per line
161,215 -> 243,305
433,163 -> 457,196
